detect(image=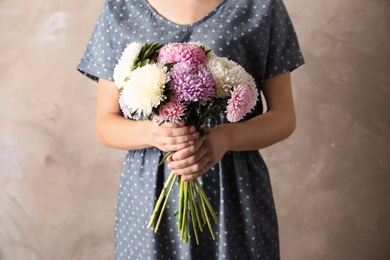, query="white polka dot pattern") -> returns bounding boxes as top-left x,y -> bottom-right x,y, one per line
77,0 -> 304,259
